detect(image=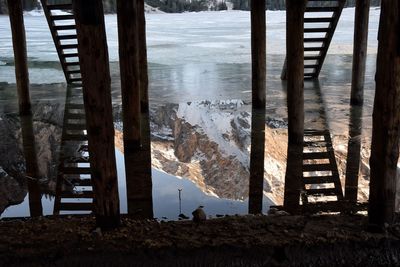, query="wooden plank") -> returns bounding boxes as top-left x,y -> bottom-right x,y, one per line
283,0 -> 307,214
368,0 -> 400,227
58,34 -> 78,40
248,0 -> 266,215
305,7 -> 337,12
73,0 -> 120,229
54,25 -> 76,31
303,176 -> 336,184
304,28 -> 330,33
50,14 -> 75,20
116,0 -> 154,219
7,0 -> 31,115
60,44 -> 78,49
302,152 -> 330,159
250,0 -> 266,109
66,62 -> 80,67
304,38 -> 327,42
313,1 -> 346,77
40,0 -> 75,84
304,47 -> 324,51
59,202 -> 93,211
303,163 -> 333,172
304,56 -> 321,60
69,78 -> 82,83
47,4 -> 72,10
67,70 -> 81,75
304,17 -> 333,23
136,0 -> 154,219
62,53 -> 79,58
